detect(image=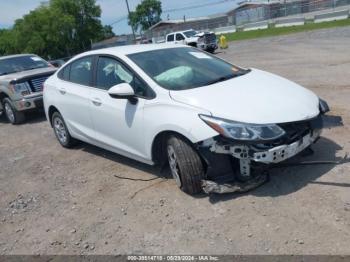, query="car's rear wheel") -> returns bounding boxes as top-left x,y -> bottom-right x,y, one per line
3,98 -> 25,124
167,135 -> 204,195
52,111 -> 77,148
